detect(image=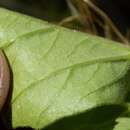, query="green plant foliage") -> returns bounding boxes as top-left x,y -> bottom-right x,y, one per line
0,8 -> 130,130
114,118 -> 130,130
